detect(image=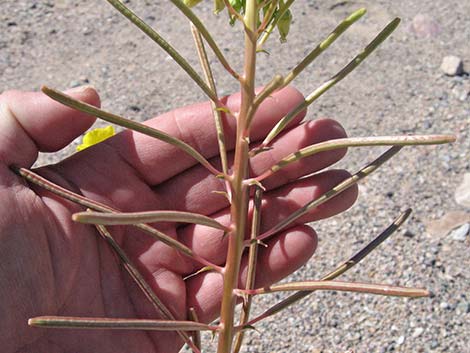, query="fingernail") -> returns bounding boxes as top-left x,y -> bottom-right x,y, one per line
65,85 -> 95,94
